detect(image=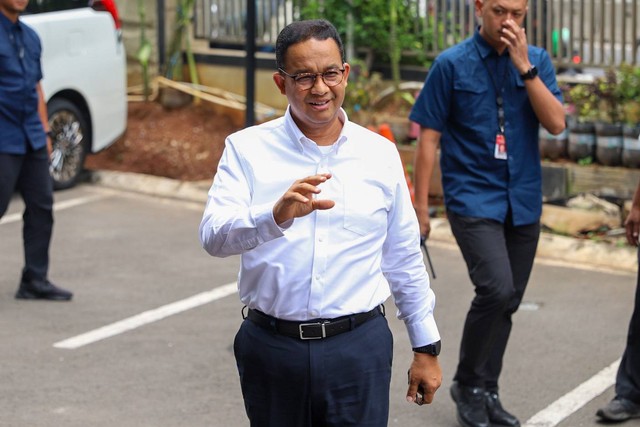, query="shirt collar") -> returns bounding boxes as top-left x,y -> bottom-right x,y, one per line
473,27 -> 494,60
473,26 -> 510,60
283,106 -> 350,154
0,11 -> 21,34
